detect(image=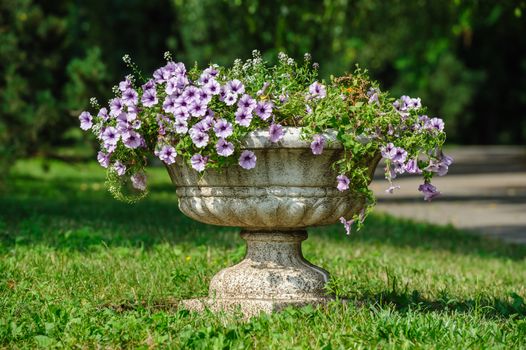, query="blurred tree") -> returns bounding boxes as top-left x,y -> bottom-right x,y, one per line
1,0 -> 525,184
